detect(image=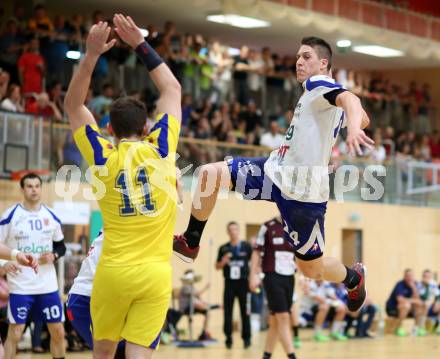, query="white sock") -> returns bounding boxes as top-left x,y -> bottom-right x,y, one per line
332,321 -> 342,334
419,316 -> 426,329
